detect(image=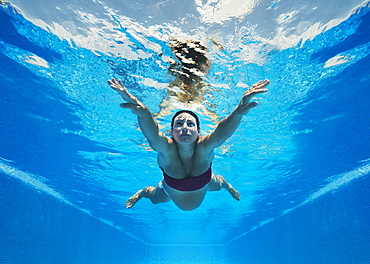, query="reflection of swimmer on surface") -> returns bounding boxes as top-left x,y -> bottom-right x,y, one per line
156,38 -> 221,127
108,77 -> 269,211
166,38 -> 211,103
